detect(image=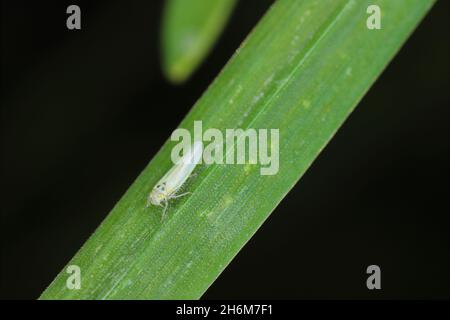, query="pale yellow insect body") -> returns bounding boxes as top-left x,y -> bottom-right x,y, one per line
147,142 -> 202,217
